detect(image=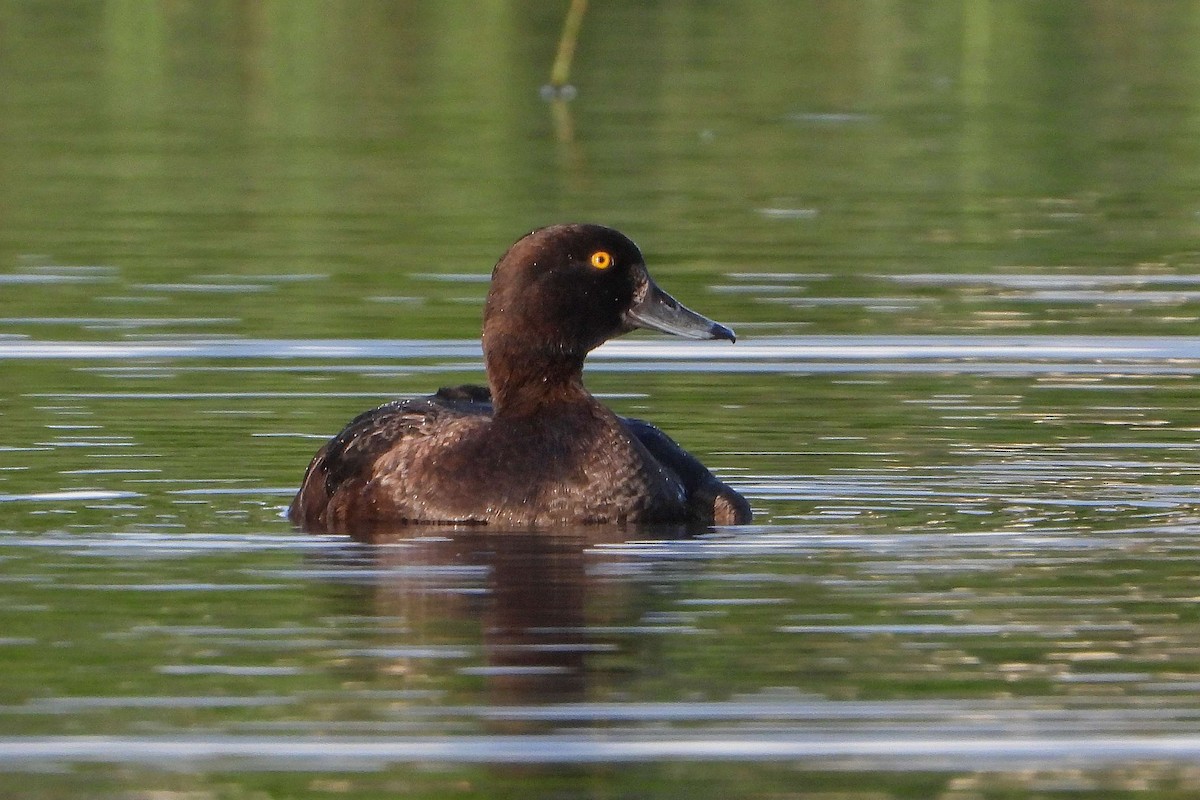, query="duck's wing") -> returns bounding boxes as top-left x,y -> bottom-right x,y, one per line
288,386 -> 492,531
621,417 -> 752,526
